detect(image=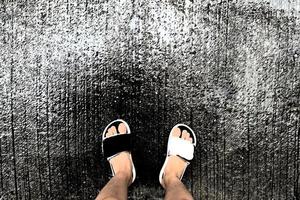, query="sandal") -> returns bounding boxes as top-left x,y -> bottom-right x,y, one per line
159,124 -> 196,186
102,119 -> 136,184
